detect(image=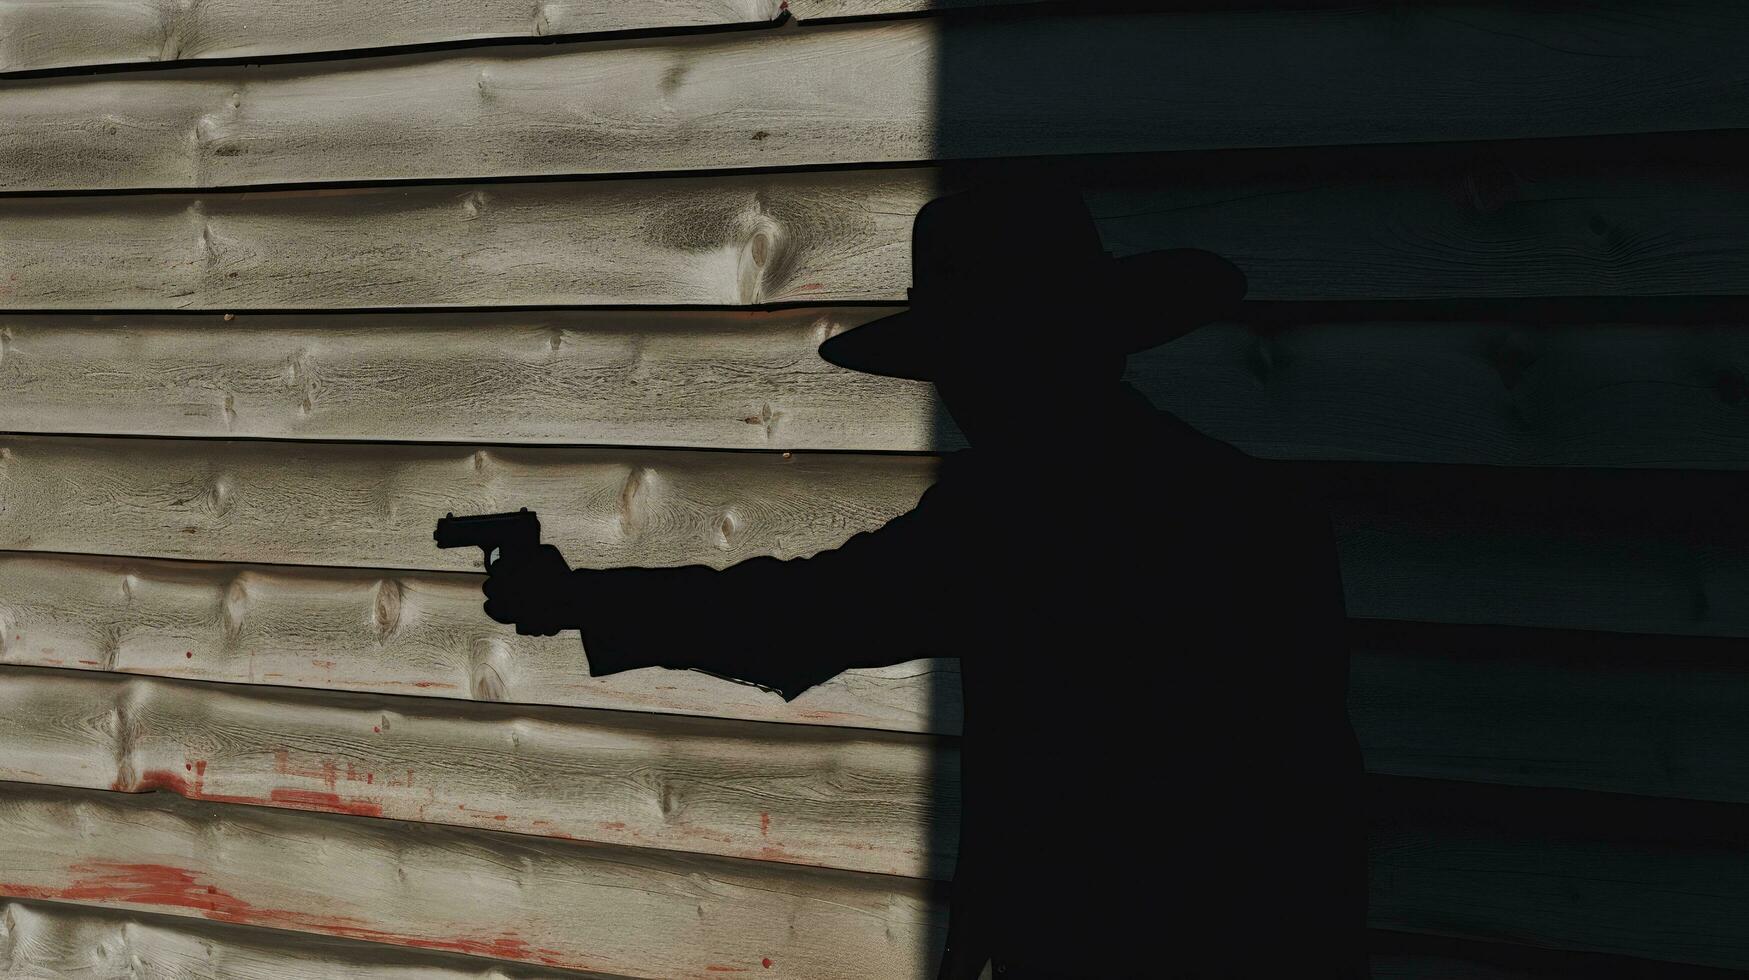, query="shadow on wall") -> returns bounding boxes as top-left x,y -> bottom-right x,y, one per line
907,5 -> 1369,977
